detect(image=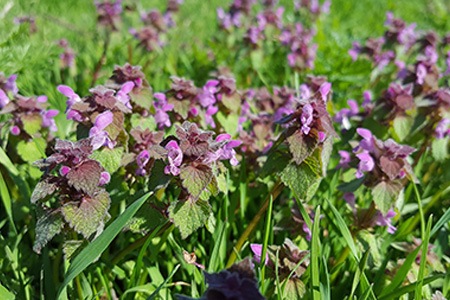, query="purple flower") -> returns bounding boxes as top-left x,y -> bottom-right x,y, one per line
375,209 -> 396,234
319,82 -> 332,102
349,42 -> 362,61
416,63 -> 427,85
58,85 -> 83,121
41,109 -> 59,132
300,103 -> 313,135
10,125 -> 20,136
211,133 -> 242,166
343,192 -> 355,208
435,118 -> 450,139
0,89 -> 9,108
355,152 -> 375,178
60,166 -> 71,176
116,81 -> 134,109
205,105 -> 219,128
337,150 -> 351,169
89,111 -> 114,150
136,150 -> 150,176
250,244 -> 269,265
99,171 -> 111,185
198,80 -> 219,107
153,93 -> 174,129
164,140 -> 183,176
